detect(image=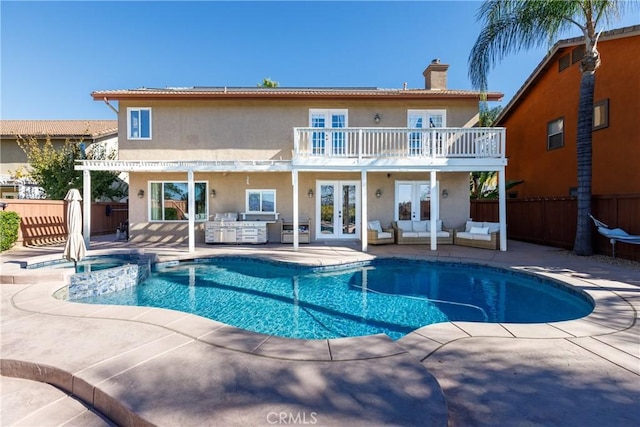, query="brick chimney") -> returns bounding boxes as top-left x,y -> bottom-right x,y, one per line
423,59 -> 449,90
